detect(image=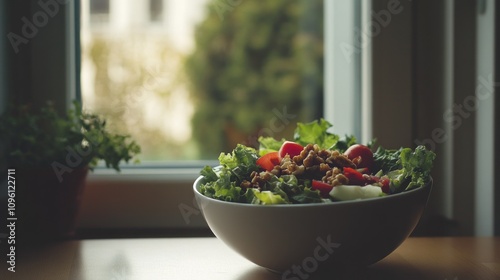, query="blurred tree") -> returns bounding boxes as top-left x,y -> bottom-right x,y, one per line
186,0 -> 324,158
86,36 -> 196,160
